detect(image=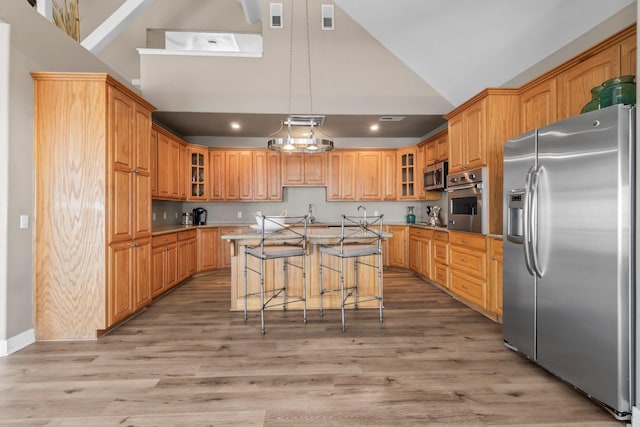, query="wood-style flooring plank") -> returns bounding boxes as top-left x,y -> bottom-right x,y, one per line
0,269 -> 623,426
